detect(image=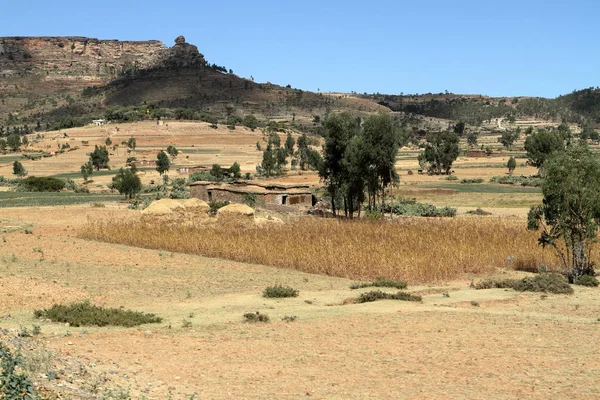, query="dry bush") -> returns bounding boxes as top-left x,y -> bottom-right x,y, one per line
79,216 -> 578,283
